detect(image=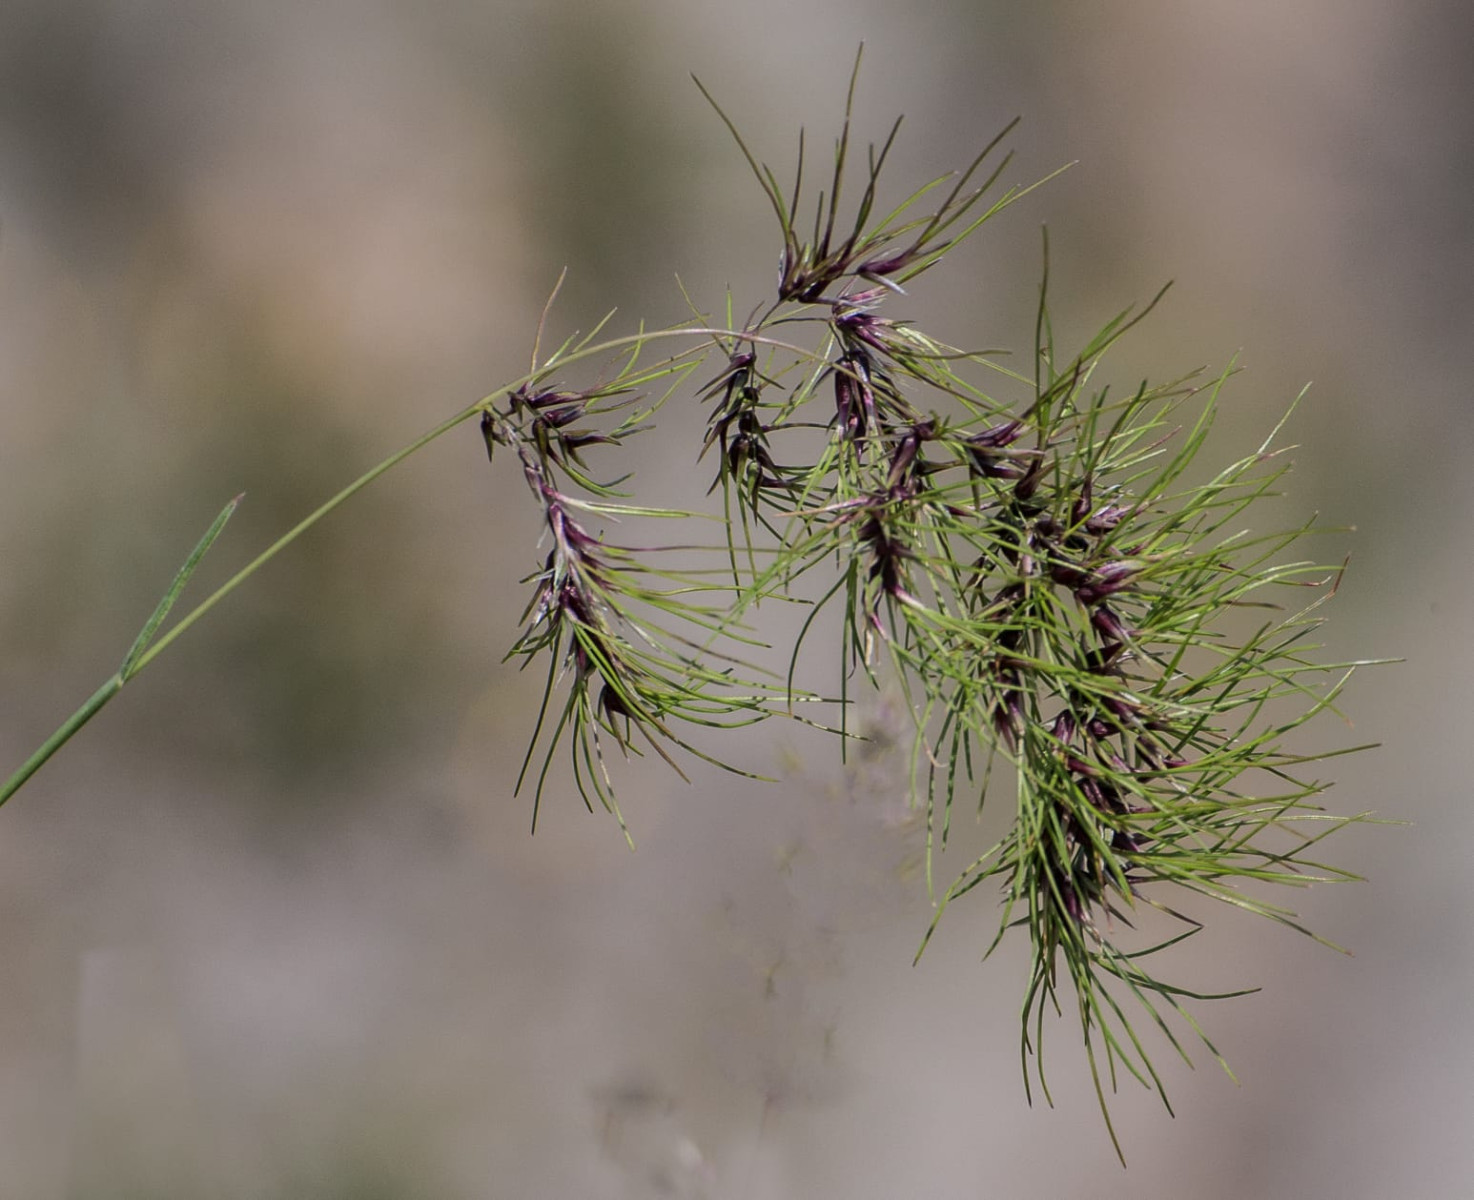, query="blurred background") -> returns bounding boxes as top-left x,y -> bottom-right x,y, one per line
0,1 -> 1466,1196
